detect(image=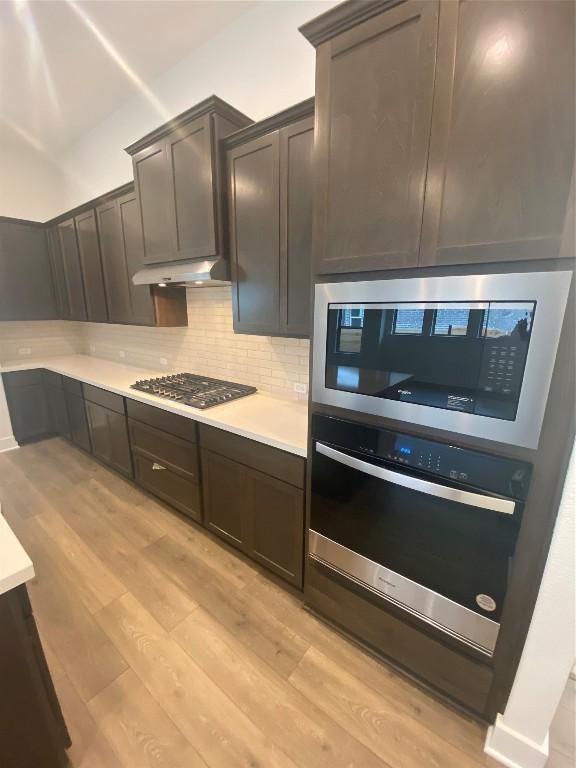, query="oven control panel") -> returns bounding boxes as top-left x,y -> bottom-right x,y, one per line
312,414 -> 532,500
